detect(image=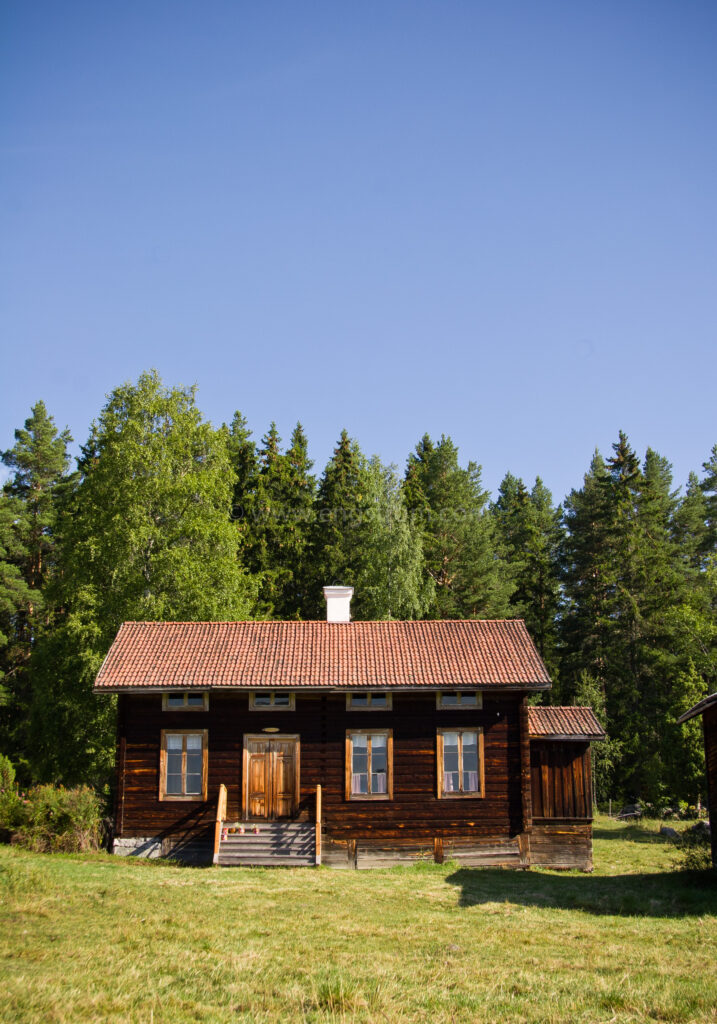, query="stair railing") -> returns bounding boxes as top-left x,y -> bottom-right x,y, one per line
315,784 -> 322,866
213,783 -> 228,865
